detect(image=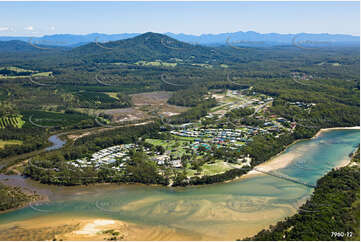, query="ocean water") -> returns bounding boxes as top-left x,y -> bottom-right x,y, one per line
0,129 -> 359,240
